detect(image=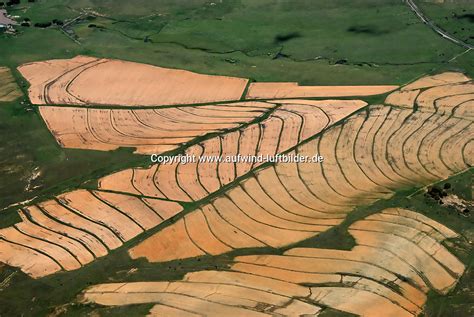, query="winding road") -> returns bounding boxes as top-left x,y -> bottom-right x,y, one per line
406,0 -> 473,50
